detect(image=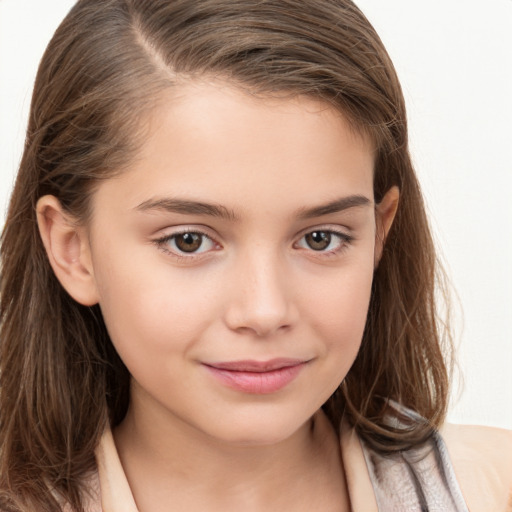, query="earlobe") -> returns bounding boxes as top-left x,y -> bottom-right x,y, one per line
36,195 -> 100,306
374,186 -> 400,267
